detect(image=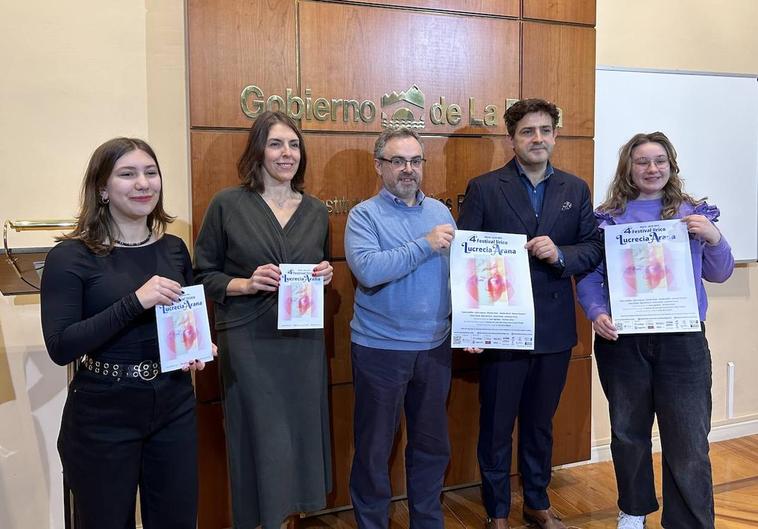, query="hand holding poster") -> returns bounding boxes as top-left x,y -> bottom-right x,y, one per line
155,284 -> 214,372
604,219 -> 700,334
277,263 -> 324,330
450,230 -> 535,349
